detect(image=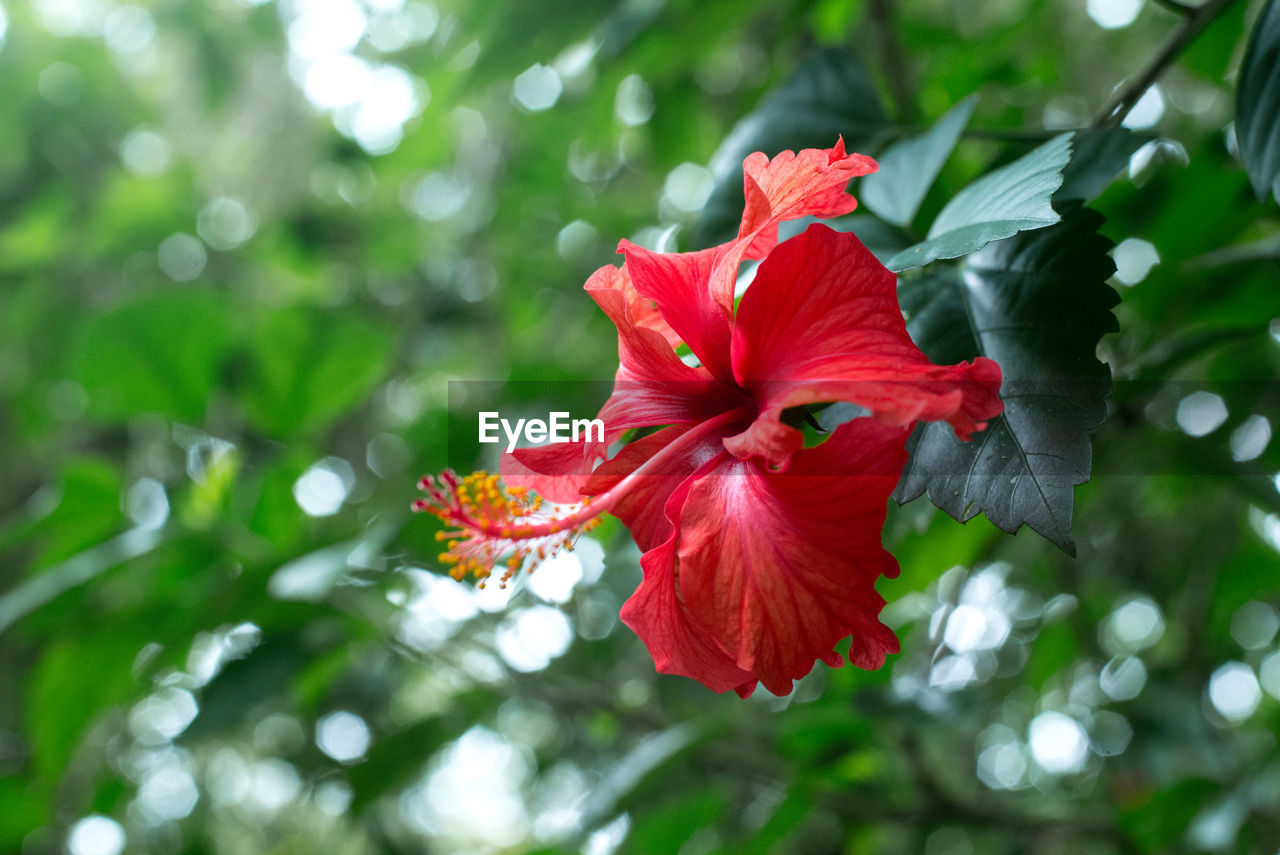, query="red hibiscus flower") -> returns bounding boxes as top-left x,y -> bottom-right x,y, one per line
416,141 -> 1002,697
